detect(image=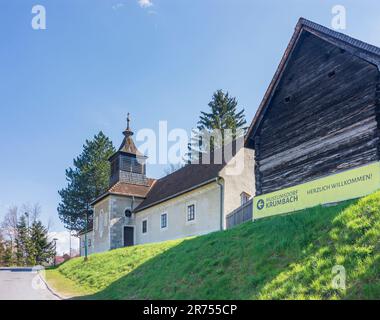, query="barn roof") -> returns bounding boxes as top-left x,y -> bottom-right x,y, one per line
245,18 -> 380,148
